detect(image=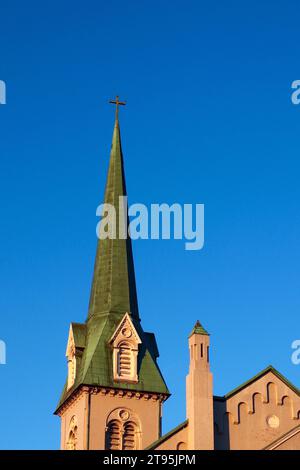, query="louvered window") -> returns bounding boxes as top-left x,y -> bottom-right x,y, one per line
118,342 -> 132,378
106,420 -> 121,450
123,422 -> 136,450
110,314 -> 141,383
